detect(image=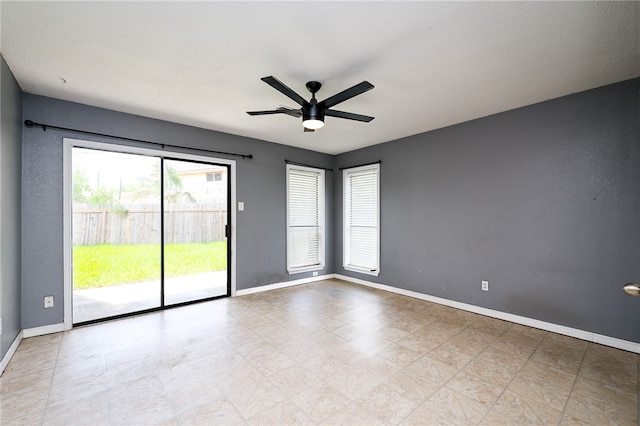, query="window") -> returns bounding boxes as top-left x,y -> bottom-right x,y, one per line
287,165 -> 325,273
214,172 -> 222,181
206,173 -> 214,182
343,163 -> 380,276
